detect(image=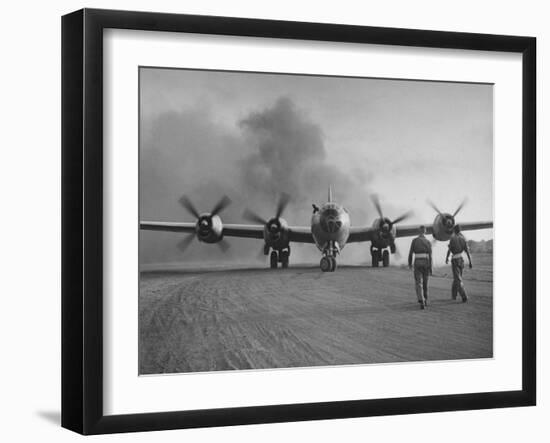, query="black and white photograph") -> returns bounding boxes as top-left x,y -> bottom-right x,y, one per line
0,0 -> 543,440
138,67 -> 494,375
